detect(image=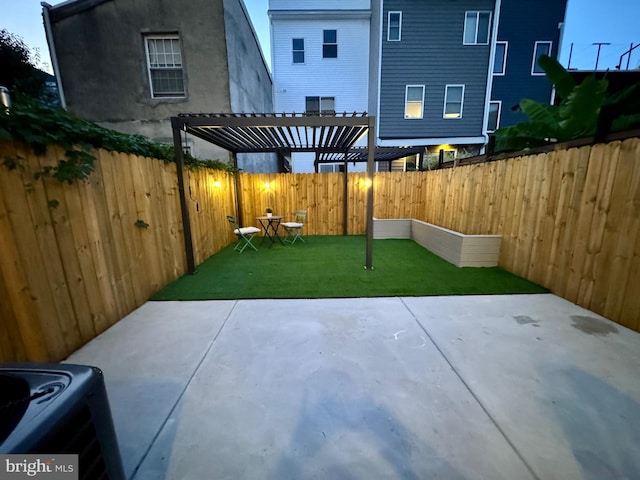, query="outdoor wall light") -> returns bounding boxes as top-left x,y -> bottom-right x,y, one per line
213,180 -> 221,188
359,178 -> 373,190
264,181 -> 272,190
